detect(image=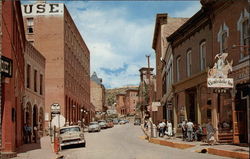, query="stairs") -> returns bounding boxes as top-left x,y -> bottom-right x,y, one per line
218,132 -> 233,143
